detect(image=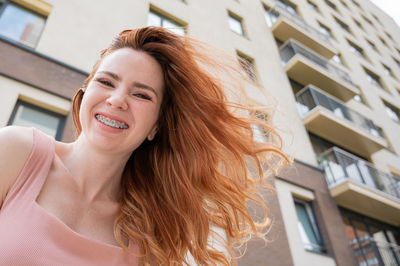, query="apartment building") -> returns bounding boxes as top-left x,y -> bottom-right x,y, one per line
0,0 -> 399,265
